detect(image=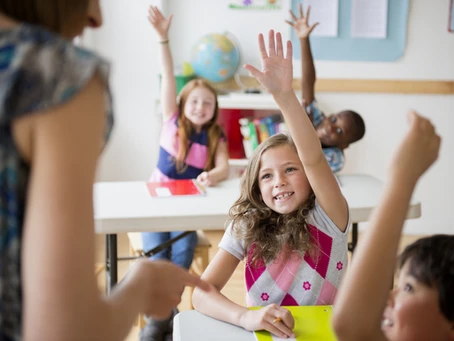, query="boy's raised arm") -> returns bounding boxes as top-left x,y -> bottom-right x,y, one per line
332,112 -> 441,341
286,4 -> 319,105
